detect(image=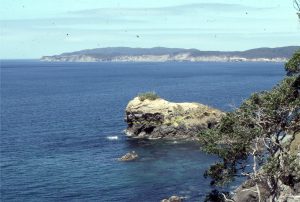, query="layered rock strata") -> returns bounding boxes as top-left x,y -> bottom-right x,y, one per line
124,97 -> 224,140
